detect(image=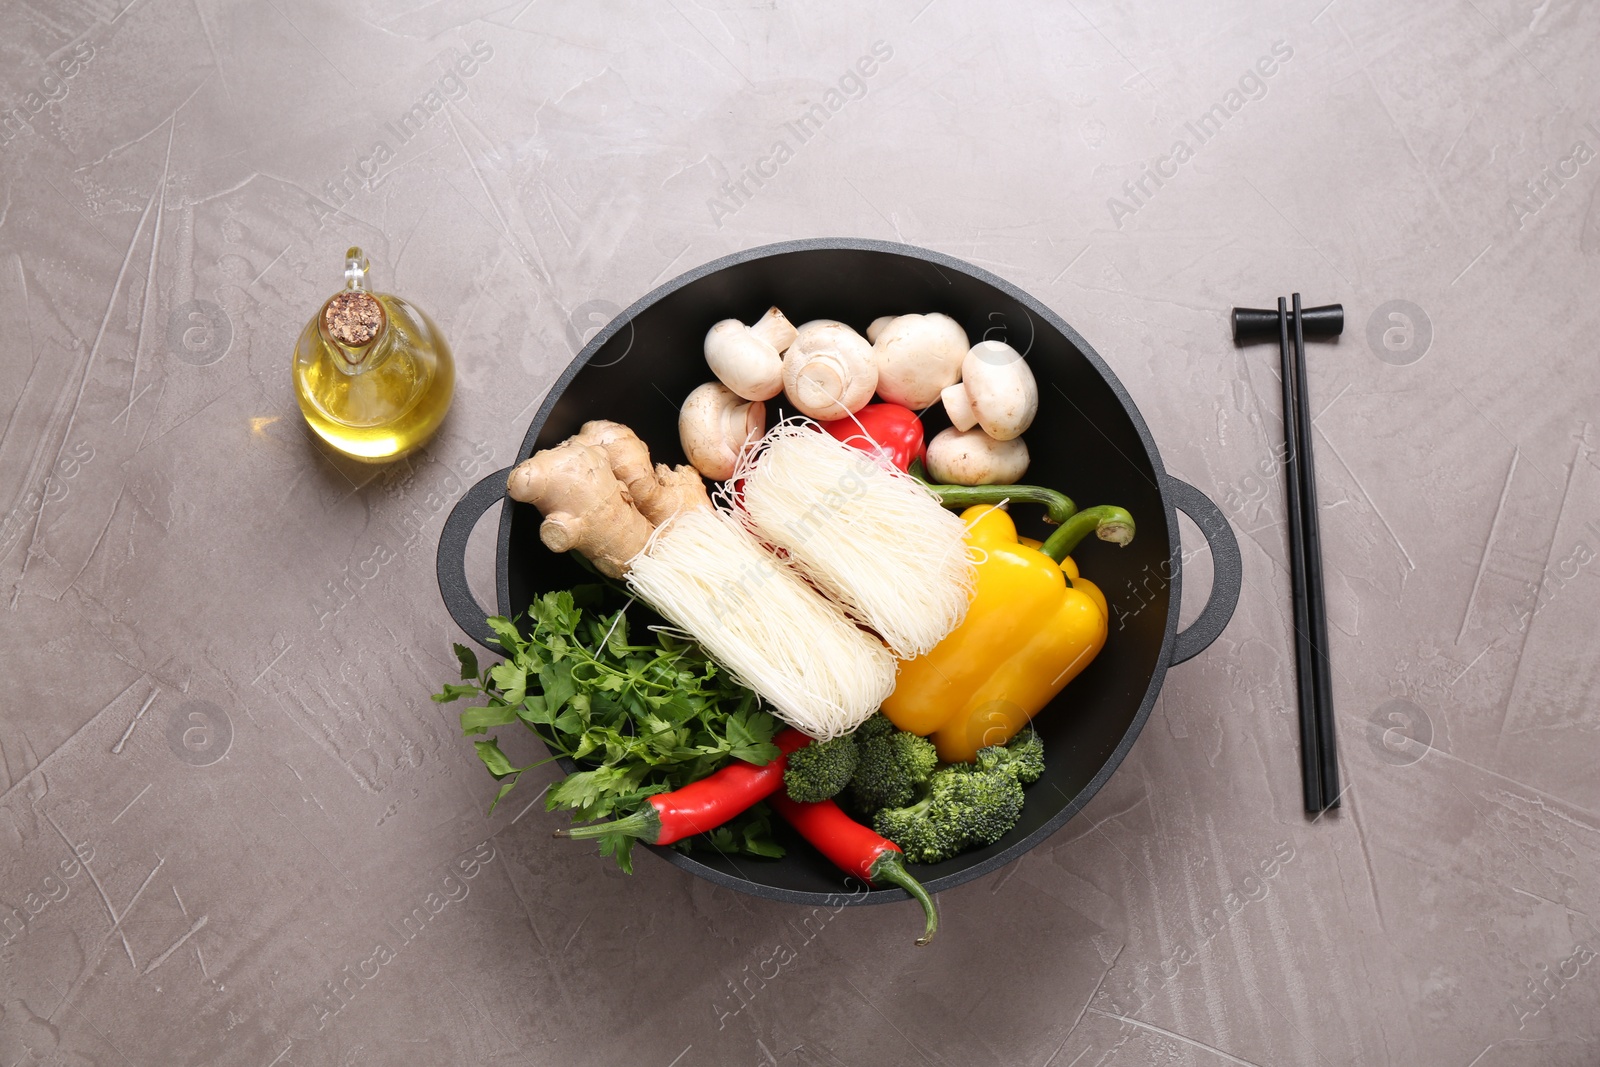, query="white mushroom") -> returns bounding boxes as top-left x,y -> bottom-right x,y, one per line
705,307 -> 797,402
866,316 -> 897,344
750,306 -> 798,354
925,427 -> 1030,485
679,381 -> 766,481
941,341 -> 1038,441
781,320 -> 877,420
871,313 -> 969,409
